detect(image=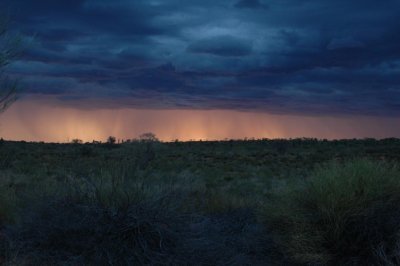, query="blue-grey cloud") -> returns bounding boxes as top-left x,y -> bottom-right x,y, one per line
327,37 -> 365,50
3,0 -> 400,116
187,36 -> 252,57
234,0 -> 267,9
